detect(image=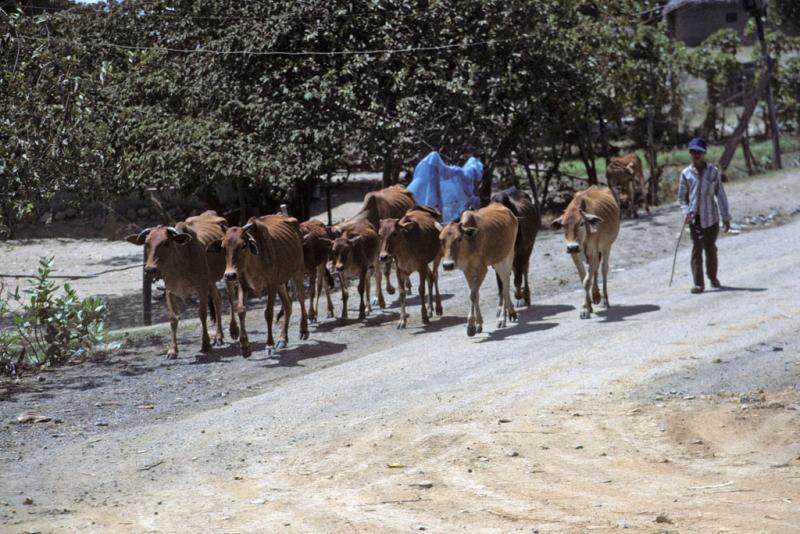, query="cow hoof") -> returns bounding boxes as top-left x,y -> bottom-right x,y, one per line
201,344 -> 212,353
358,313 -> 366,321
580,310 -> 591,320
326,311 -> 335,319
497,320 -> 506,329
166,352 -> 178,360
229,326 -> 239,341
396,322 -> 406,329
436,305 -> 443,316
602,299 -> 609,309
275,340 -> 287,350
467,325 -> 476,337
300,331 -> 309,340
309,319 -> 318,326
422,316 -> 429,325
386,286 -> 396,295
476,325 -> 483,334
510,312 -> 519,323
267,346 -> 275,356
241,345 -> 252,358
